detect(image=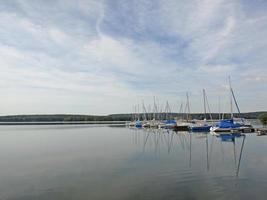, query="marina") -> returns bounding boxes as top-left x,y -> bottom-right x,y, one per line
127,77 -> 259,135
